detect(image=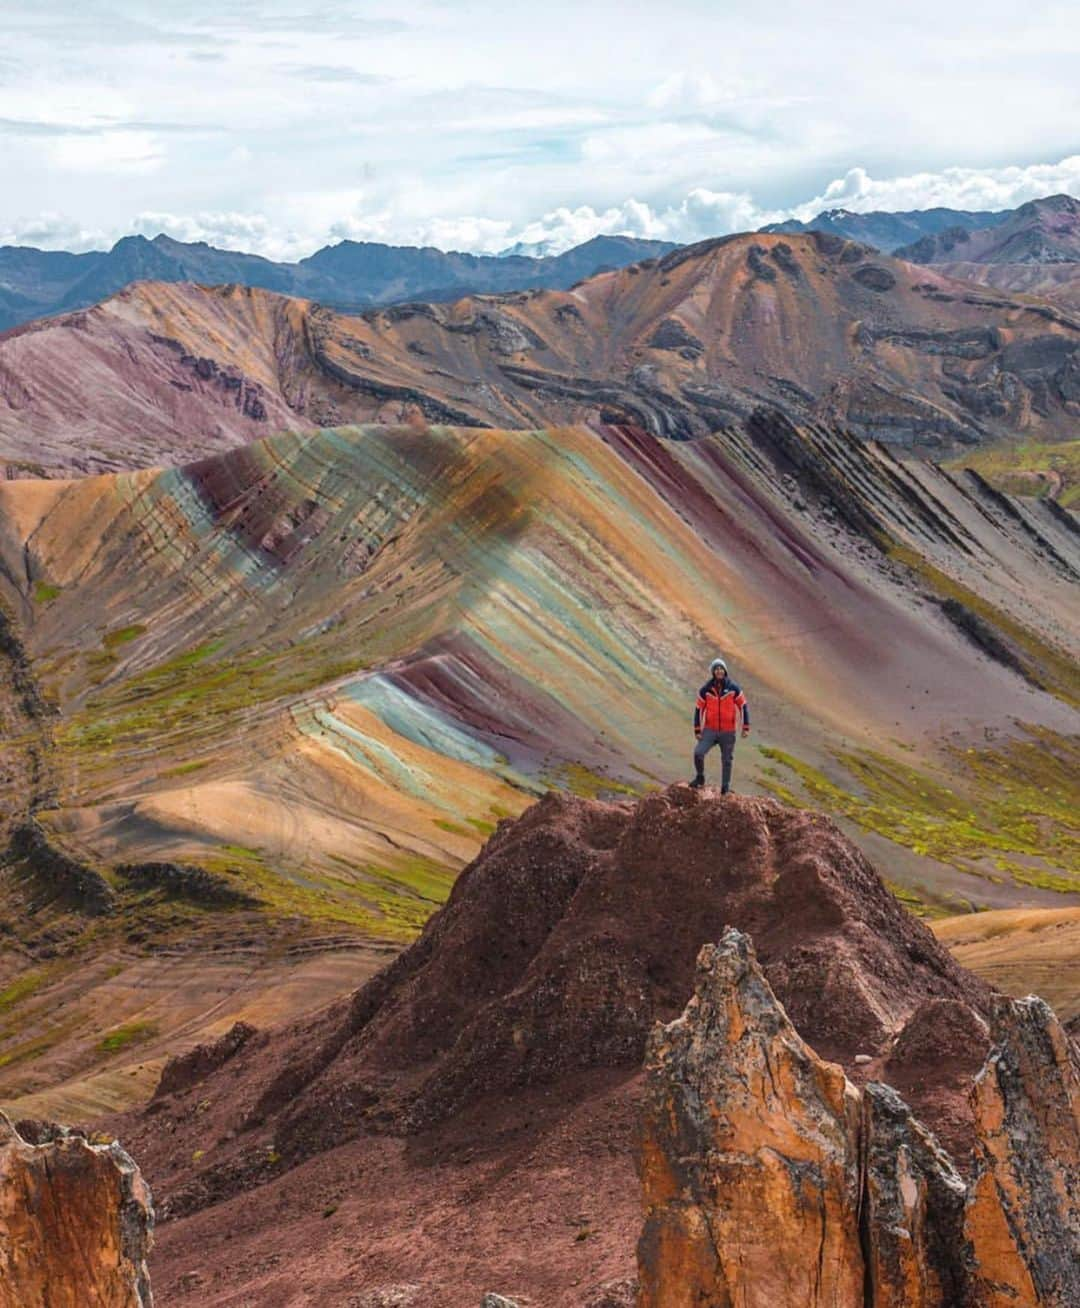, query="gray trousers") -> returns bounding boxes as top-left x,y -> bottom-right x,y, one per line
694,729 -> 737,791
